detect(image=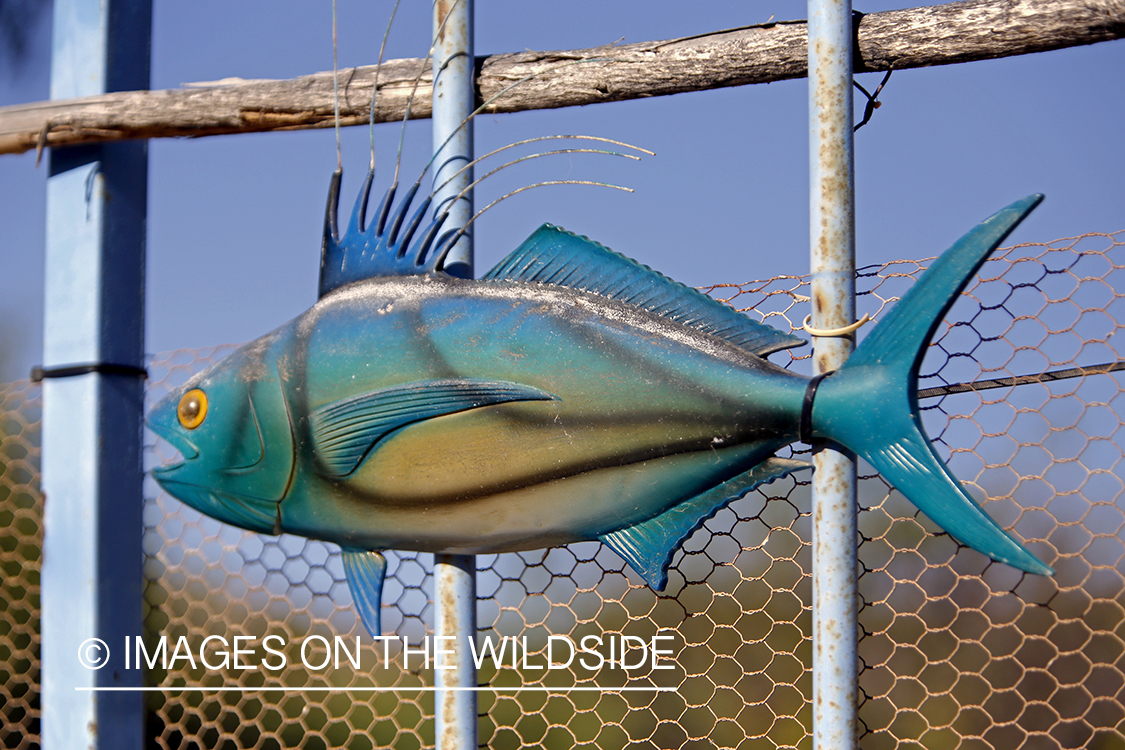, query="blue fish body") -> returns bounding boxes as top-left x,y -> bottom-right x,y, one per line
149,184 -> 1054,637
